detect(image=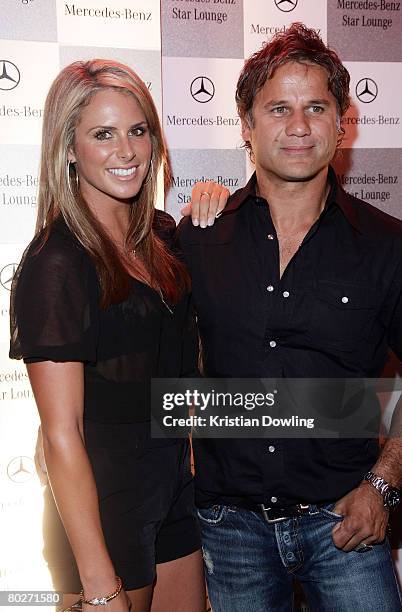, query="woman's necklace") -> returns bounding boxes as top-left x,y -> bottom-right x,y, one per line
158,289 -> 173,315
118,244 -> 173,314
124,246 -> 136,258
